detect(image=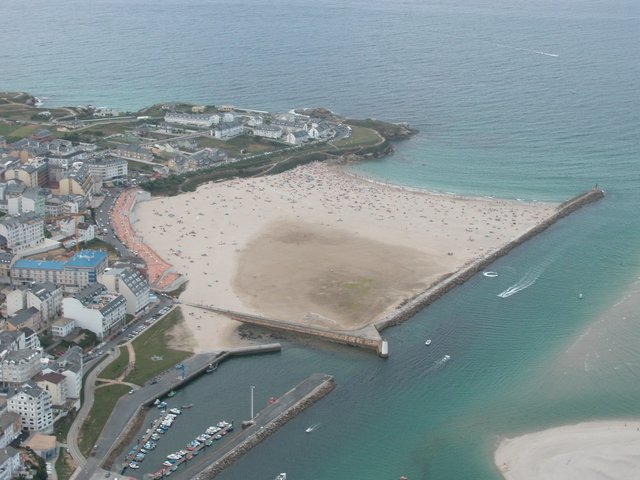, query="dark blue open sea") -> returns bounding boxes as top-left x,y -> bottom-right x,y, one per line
3,1 -> 640,478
